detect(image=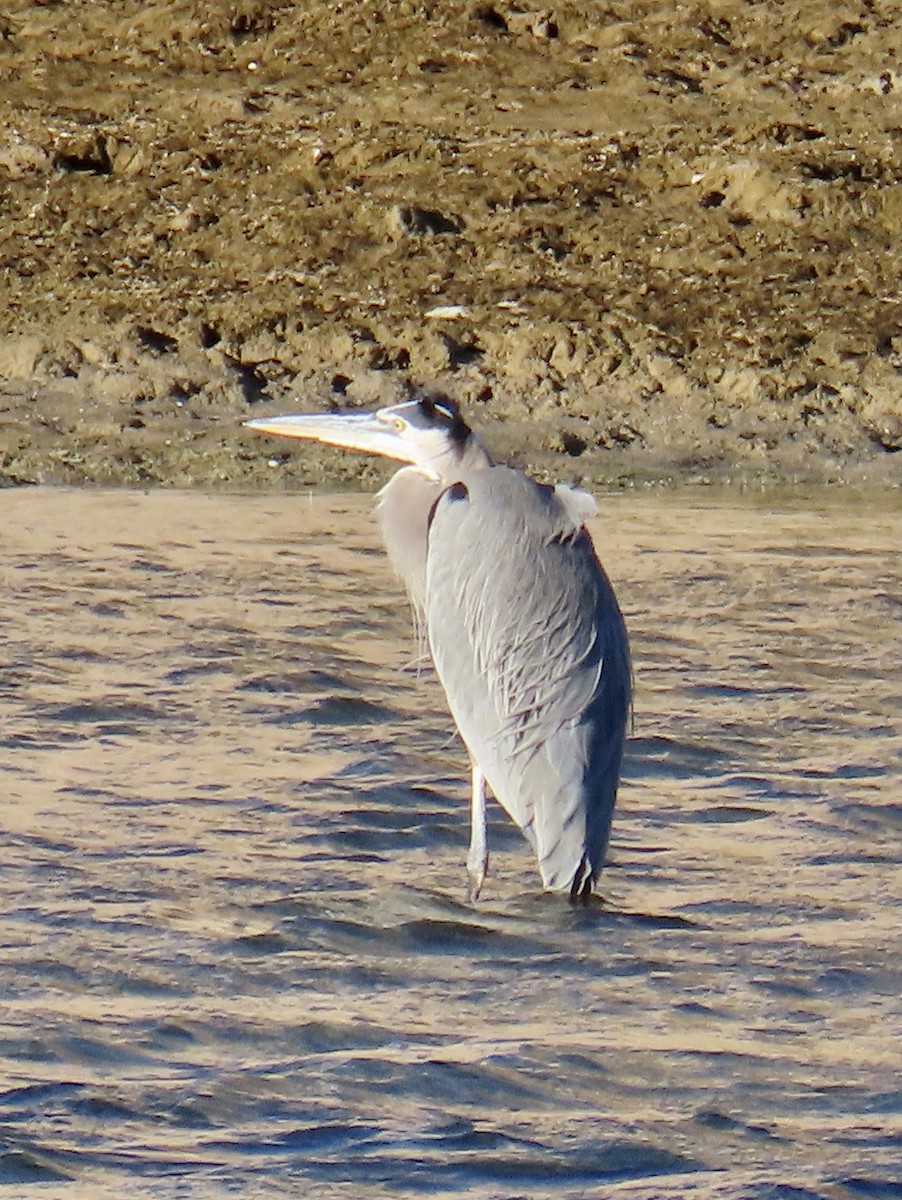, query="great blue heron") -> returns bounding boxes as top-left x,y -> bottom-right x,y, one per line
246,393 -> 631,901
